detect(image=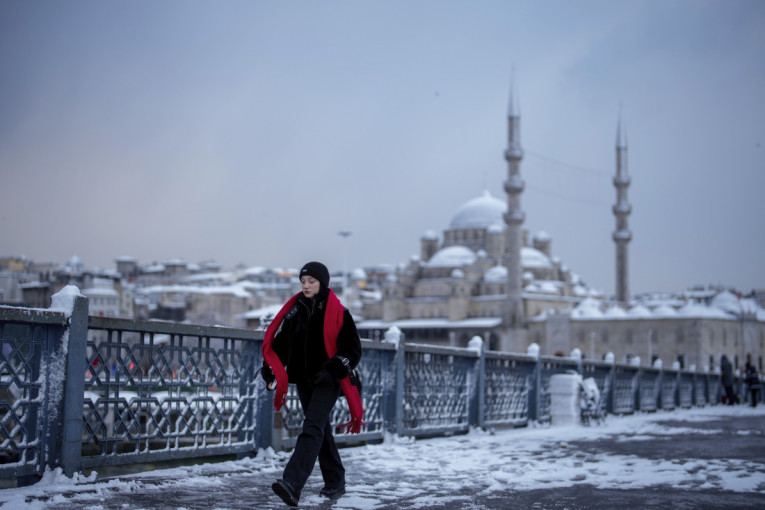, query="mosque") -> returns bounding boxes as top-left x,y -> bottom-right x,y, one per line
356,83 -> 765,373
